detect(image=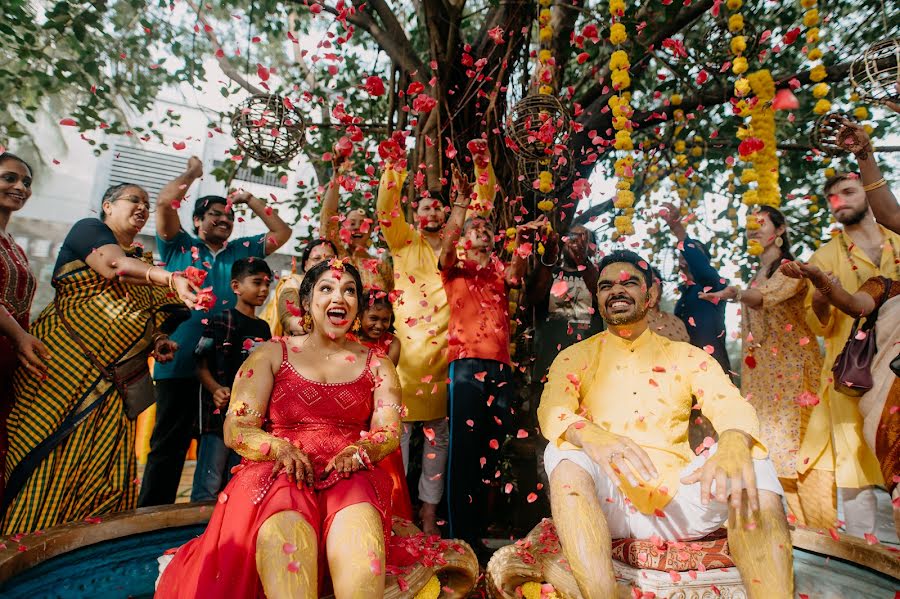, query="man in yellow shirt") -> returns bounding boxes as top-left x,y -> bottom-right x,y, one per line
799,172 -> 900,537
538,250 -> 793,599
375,140 -> 496,534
